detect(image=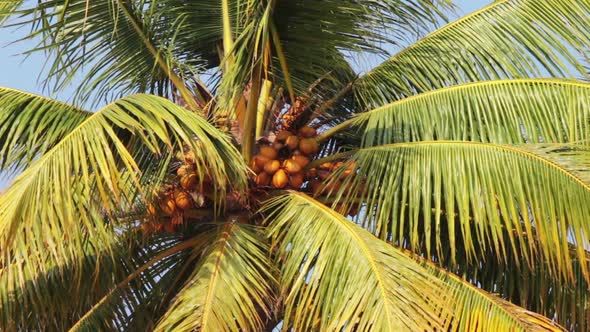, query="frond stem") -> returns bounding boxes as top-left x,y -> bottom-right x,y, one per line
242,62 -> 263,163
270,21 -> 295,103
